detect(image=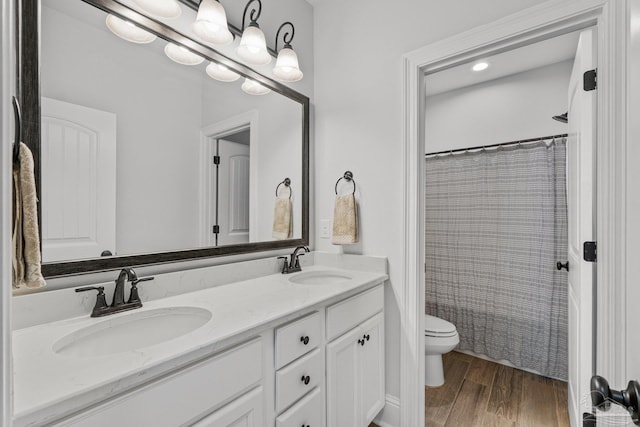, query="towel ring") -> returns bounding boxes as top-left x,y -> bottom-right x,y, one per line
12,96 -> 21,163
335,171 -> 356,195
275,177 -> 292,199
